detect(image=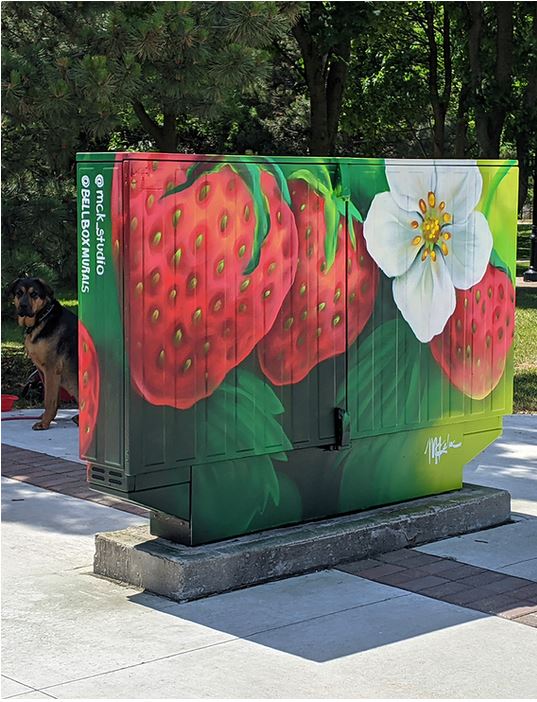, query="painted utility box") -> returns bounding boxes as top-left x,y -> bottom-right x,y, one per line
77,153 -> 518,545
